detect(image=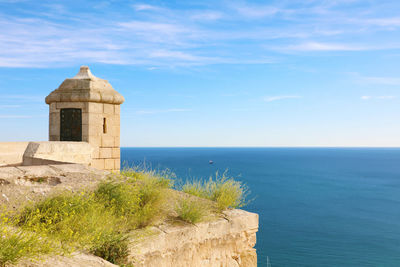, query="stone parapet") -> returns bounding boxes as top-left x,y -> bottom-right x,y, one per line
0,141 -> 93,167
0,142 -> 30,166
